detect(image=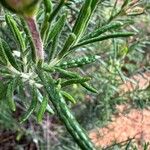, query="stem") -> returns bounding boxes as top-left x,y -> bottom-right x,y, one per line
37,71 -> 96,150
25,17 -> 44,61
